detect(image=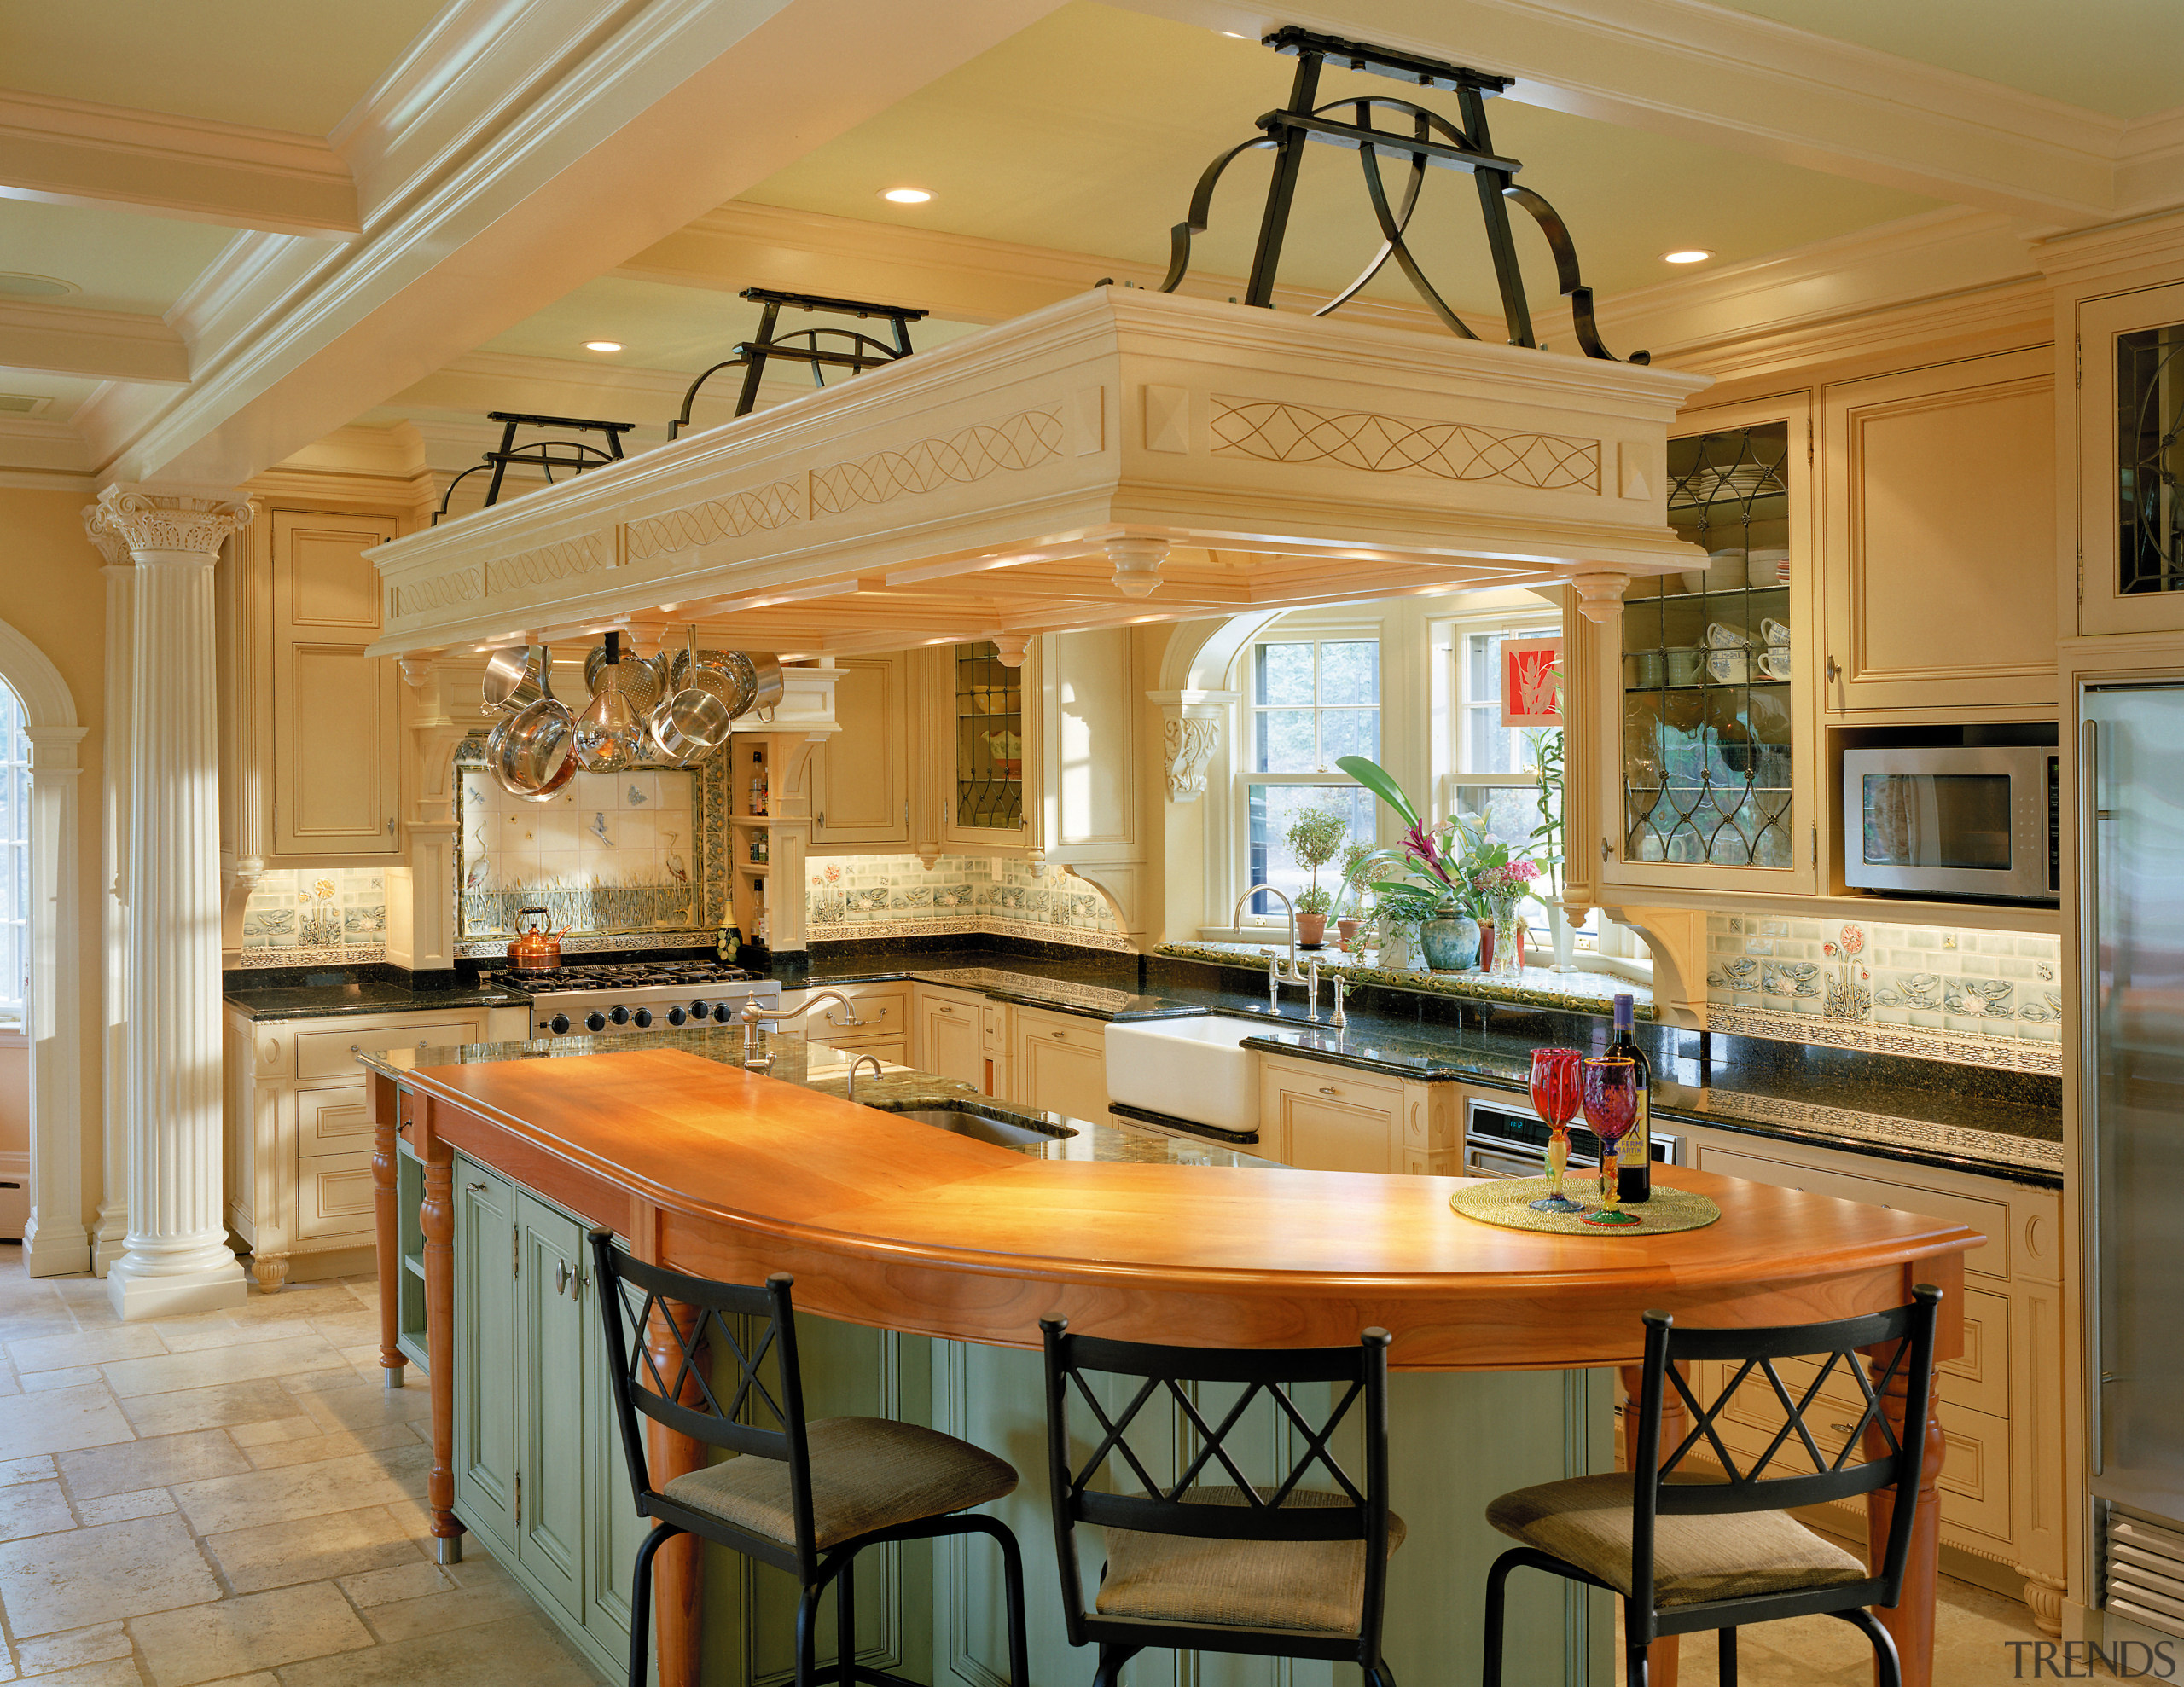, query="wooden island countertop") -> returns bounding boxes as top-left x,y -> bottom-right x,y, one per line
369,1041 -> 1983,1687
